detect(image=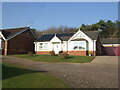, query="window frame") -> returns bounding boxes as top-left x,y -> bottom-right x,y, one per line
44,43 -> 49,49
72,41 -> 86,51
38,43 -> 43,50
38,42 -> 49,50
